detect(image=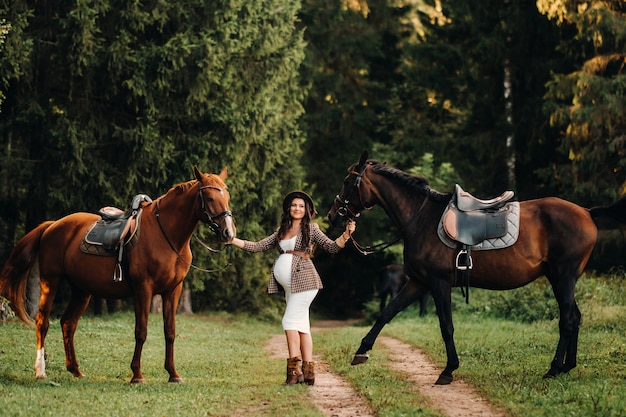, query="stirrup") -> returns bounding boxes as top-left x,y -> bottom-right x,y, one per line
455,249 -> 473,270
